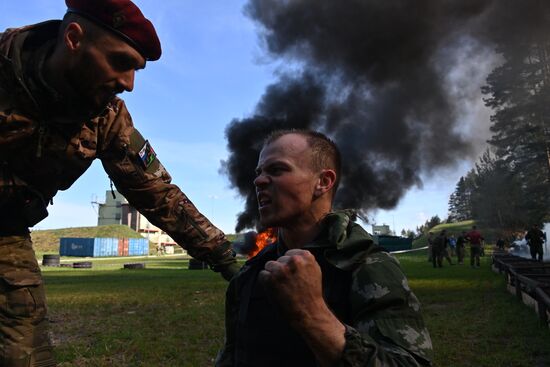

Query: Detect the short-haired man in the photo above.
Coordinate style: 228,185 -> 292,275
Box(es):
0,1 -> 238,365
216,130 -> 432,366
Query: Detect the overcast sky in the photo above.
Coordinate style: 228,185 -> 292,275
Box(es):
3,1 -> 492,235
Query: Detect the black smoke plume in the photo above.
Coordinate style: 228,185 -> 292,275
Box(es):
221,0 -> 550,232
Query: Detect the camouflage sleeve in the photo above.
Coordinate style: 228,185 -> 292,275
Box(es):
338,252 -> 433,367
97,100 -> 237,274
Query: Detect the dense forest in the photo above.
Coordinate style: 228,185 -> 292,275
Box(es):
448,18 -> 550,230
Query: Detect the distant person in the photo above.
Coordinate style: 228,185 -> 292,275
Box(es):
448,234 -> 457,256
156,243 -> 165,256
0,1 -> 238,365
216,130 -> 433,366
525,225 -> 545,262
427,232 -> 434,262
496,237 -> 505,251
456,231 -> 467,264
432,230 -> 448,268
466,225 -> 484,268
442,233 -> 454,266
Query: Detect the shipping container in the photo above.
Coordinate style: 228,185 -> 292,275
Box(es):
60,238 -> 95,257
374,235 -> 413,252
94,238 -> 118,257
128,238 -> 149,256
60,237 -> 139,257
118,238 -> 129,256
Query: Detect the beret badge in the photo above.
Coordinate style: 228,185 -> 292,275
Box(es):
112,11 -> 126,28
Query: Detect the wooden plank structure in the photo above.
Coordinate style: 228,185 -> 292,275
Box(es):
492,251 -> 550,330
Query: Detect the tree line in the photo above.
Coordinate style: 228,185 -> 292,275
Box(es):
448,19 -> 550,231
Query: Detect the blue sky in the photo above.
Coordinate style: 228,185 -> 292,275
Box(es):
4,1 -> 492,235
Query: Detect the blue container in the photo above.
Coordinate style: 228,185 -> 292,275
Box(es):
93,238 -> 119,257
128,238 -> 149,256
60,238 -> 94,257
60,237 -> 123,257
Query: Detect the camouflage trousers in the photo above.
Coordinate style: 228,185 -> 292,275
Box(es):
0,235 -> 56,366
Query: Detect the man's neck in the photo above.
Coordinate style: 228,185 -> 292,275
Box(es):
279,226 -> 320,250
279,208 -> 331,250
43,48 -> 67,98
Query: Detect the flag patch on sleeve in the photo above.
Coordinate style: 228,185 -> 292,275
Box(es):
138,140 -> 157,169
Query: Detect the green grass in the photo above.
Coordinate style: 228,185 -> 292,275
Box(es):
399,249 -> 550,367
41,249 -> 550,367
43,262 -> 232,367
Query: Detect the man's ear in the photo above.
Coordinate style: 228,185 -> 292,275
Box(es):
314,169 -> 337,197
64,22 -> 85,52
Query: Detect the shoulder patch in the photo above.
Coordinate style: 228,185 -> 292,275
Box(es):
138,140 -> 157,169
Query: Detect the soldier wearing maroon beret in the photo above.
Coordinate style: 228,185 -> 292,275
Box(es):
0,1 -> 239,365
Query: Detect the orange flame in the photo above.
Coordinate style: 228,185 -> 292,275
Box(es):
248,228 -> 277,258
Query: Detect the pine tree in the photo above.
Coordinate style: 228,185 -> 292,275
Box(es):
468,150 -> 527,229
448,176 -> 473,222
481,7 -> 550,224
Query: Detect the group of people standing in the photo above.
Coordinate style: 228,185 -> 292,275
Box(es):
427,226 -> 485,268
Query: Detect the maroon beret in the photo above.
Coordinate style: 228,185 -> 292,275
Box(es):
65,0 -> 161,61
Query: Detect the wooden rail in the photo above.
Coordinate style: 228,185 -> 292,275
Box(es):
493,255 -> 550,329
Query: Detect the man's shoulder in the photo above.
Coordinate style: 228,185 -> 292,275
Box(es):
346,250 -> 406,290
1,21 -> 61,56
360,250 -> 401,272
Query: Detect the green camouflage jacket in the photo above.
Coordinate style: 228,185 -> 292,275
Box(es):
0,21 -> 235,271
217,210 -> 433,366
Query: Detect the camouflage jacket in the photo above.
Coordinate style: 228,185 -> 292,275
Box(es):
216,211 -> 433,366
0,21 -> 234,268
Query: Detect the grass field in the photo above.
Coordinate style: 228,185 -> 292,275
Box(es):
40,248 -> 550,367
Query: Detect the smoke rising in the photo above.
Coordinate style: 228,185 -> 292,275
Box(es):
221,0 -> 550,232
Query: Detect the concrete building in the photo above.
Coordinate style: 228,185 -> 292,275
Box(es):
372,224 -> 392,236
97,190 -> 179,253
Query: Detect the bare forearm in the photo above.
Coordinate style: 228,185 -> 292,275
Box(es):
291,300 -> 346,367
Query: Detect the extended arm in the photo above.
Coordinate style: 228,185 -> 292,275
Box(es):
98,100 -> 238,279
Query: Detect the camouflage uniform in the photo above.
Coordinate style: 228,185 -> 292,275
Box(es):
0,236 -> 51,367
216,211 -> 433,366
0,21 -> 237,366
432,234 -> 446,268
